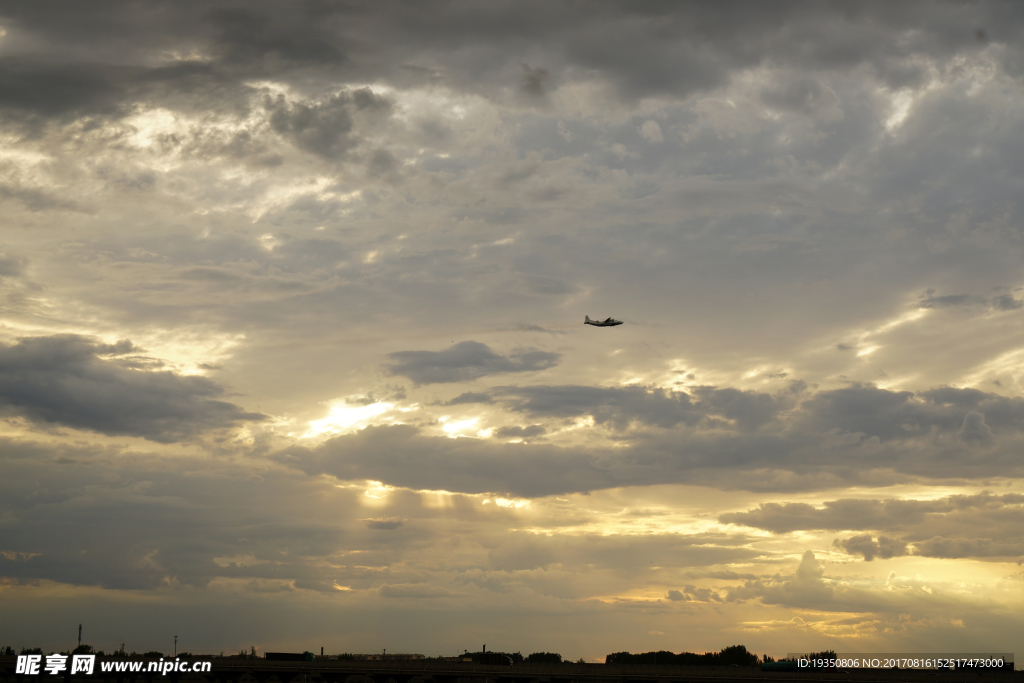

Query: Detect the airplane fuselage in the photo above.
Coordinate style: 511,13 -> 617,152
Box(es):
585,316 -> 623,327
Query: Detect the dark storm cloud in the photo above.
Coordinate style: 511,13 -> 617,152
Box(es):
387,341 -> 560,385
205,6 -> 348,69
665,584 -> 722,603
0,441 -> 370,590
958,411 -> 994,445
838,535 -> 1024,561
274,380 -> 1024,498
0,56 -> 246,132
275,424 -> 617,497
363,518 -> 404,530
917,292 -> 979,308
389,0 -> 1021,99
265,88 -> 390,160
800,383 -> 1024,441
833,534 -> 909,561
0,57 -> 128,119
728,492 -> 1024,562
279,422 -> 815,498
496,384 -> 788,431
800,383 -> 921,440
520,63 -> 549,100
0,335 -> 264,442
721,499 -> 944,533
494,424 -> 546,439
912,536 -> 1024,559
497,385 -> 701,430
991,293 -> 1024,311
0,3 -> 350,124
720,492 -> 1024,534
0,252 -> 27,277
2,0 -> 1019,128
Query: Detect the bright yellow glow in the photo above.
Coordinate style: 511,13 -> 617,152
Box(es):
125,107 -> 186,151
8,323 -> 235,379
876,307 -> 927,332
1,326 -> 249,378
743,366 -> 768,379
129,328 -> 246,376
0,139 -> 49,165
874,372 -> 920,390
303,399 -> 397,438
388,86 -> 484,126
816,308 -> 930,356
233,426 -> 256,449
441,417 -> 480,438
363,481 -> 394,500
962,347 -> 1024,389
884,89 -> 915,132
490,497 -> 531,509
247,176 -> 360,222
421,490 -> 456,509
883,77 -> 942,133
563,416 -> 595,431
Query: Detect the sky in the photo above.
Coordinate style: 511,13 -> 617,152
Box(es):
2,0 -> 1024,662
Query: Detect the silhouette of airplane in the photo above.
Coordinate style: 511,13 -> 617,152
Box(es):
585,315 -> 623,327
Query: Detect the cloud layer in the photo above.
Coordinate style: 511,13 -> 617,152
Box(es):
388,341 -> 560,384
0,335 -> 263,442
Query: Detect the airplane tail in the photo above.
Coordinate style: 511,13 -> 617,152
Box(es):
585,315 -> 591,323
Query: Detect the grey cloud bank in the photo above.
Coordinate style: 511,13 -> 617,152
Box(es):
387,341 -> 560,384
0,335 -> 264,442
275,382 -> 1024,498
725,492 -> 1024,562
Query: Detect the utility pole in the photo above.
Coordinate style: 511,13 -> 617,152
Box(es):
78,624 -> 82,649
174,635 -> 178,657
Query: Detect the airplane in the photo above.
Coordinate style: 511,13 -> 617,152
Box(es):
585,315 -> 623,327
